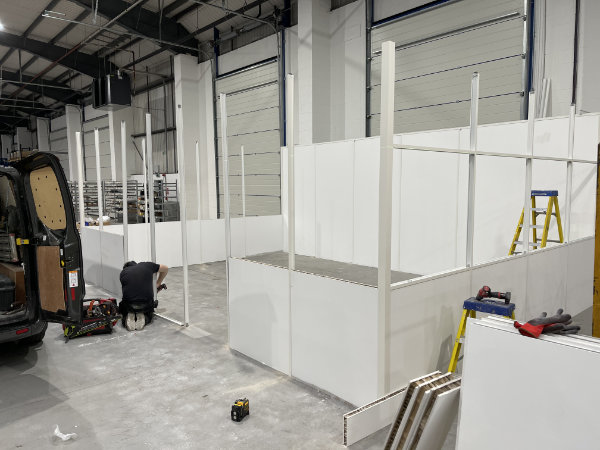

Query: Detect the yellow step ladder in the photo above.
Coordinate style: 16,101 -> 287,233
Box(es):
448,298 -> 515,373
509,190 -> 564,256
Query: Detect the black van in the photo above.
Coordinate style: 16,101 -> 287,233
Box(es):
0,153 -> 84,344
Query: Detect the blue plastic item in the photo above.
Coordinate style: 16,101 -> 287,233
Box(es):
531,190 -> 558,197
463,297 -> 516,317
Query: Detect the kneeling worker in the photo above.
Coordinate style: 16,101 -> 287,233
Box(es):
120,261 -> 168,331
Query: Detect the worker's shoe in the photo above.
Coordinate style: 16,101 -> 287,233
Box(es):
125,313 -> 136,332
134,313 -> 146,331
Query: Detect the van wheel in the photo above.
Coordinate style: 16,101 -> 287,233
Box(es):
21,322 -> 48,345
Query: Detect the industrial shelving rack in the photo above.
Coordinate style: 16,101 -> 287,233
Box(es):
69,179 -> 179,224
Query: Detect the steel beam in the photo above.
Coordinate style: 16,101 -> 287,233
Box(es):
0,31 -> 117,78
67,0 -> 198,55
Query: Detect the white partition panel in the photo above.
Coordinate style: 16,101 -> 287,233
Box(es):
291,272 -> 379,406
244,215 -> 283,256
573,114 -> 600,161
525,244 -> 569,319
389,272 -> 470,390
565,238 -> 595,315
100,231 -> 124,296
229,258 -> 290,375
473,155 -> 525,265
353,137 -> 380,268
570,163 -> 596,240
281,114 -> 598,274
294,145 -> 317,257
457,320 -> 600,450
315,140 -> 355,263
81,227 -> 101,286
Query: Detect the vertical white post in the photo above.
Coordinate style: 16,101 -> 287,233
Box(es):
466,72 -> 480,267
146,114 -> 156,264
286,74 -> 295,271
565,104 -> 576,242
195,141 -> 202,220
142,139 -> 148,224
241,145 -> 246,218
75,131 -> 85,229
108,111 -> 117,181
94,128 -> 103,231
145,114 -> 157,305
219,93 -> 231,343
195,140 -> 203,262
121,120 -> 128,262
176,105 -> 190,326
241,144 -> 247,256
523,92 -> 536,254
378,41 -> 395,396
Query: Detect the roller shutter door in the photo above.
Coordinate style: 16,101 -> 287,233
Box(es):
82,114 -> 111,181
369,0 -> 526,135
216,61 -> 281,217
49,127 -> 69,176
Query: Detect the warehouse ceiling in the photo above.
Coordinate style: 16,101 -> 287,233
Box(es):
0,0 -> 289,131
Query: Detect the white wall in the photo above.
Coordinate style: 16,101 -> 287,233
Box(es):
282,115 -> 599,276
293,0 -> 366,144
173,55 -> 217,220
577,0 -> 600,114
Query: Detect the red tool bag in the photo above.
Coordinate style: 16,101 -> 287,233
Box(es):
62,298 -> 121,341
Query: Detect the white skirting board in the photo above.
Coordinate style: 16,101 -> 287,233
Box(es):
457,318 -> 600,449
343,387 -> 406,447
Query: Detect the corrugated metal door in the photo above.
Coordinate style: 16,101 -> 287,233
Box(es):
369,0 -> 526,135
216,61 -> 281,217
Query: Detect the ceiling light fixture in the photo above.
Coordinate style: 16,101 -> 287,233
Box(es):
0,21 -> 4,31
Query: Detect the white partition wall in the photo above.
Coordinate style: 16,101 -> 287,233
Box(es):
291,272 -> 379,406
227,236 -> 594,406
229,258 -> 290,375
282,114 -> 599,275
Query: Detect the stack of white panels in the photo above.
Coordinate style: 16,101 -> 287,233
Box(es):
384,371 -> 461,450
457,317 -> 600,449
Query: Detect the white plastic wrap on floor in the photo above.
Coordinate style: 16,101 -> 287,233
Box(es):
457,318 -> 600,449
229,237 -> 594,407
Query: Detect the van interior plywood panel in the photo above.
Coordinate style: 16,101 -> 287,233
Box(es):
0,263 -> 25,306
37,246 -> 64,313
29,166 -> 66,230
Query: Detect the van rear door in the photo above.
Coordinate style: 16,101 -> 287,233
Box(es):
15,153 -> 84,324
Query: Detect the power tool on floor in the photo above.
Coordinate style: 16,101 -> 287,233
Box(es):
476,285 -> 511,304
231,398 -> 249,422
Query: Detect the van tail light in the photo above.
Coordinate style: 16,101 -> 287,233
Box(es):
16,328 -> 29,335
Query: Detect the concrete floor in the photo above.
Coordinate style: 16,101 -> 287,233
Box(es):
0,253 -> 511,449
0,261 -> 361,449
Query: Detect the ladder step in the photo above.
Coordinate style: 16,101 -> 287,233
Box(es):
531,225 -> 545,229
515,241 -> 540,247
546,239 -> 562,243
